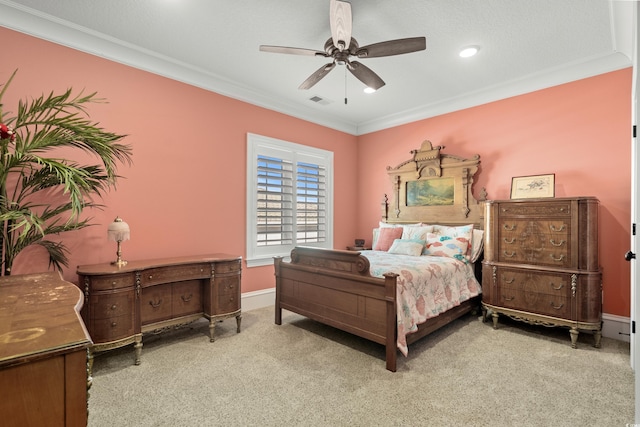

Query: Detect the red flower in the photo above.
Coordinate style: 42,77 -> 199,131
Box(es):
0,123 -> 15,141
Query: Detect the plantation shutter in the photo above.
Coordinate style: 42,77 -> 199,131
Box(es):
296,161 -> 326,244
247,133 -> 333,267
257,155 -> 293,246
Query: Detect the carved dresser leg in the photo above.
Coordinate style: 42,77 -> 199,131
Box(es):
593,329 -> 602,348
236,314 -> 242,333
491,312 -> 499,329
569,327 -> 579,348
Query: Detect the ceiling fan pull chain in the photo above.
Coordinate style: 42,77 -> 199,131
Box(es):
344,67 -> 348,105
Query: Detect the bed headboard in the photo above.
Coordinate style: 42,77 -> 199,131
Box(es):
381,140 -> 486,229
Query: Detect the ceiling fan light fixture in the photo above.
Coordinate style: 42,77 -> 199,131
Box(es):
459,45 -> 480,58
364,87 -> 376,94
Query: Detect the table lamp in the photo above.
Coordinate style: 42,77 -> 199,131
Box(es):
107,216 -> 130,267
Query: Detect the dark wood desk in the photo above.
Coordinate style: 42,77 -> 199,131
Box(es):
0,271 -> 91,427
77,254 -> 242,365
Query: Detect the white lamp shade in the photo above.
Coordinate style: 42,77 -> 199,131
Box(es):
107,217 -> 130,242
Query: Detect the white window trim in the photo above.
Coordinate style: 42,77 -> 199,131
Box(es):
246,133 -> 334,267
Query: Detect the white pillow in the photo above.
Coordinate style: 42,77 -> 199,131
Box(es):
470,229 -> 485,263
387,239 -> 425,256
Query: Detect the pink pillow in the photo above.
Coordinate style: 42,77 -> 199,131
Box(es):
373,227 -> 403,251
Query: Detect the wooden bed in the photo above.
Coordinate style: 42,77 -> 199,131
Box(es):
274,141 -> 486,371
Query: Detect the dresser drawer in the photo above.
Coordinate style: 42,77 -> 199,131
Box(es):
499,219 -> 572,267
172,280 -> 203,317
496,268 -> 572,318
90,291 -> 134,320
141,263 -> 210,287
91,313 -> 135,343
86,273 -> 135,291
498,201 -> 572,217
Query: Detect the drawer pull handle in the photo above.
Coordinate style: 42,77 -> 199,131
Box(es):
228,296 -> 234,302
111,322 -> 117,327
549,224 -> 566,232
503,237 -> 515,244
504,296 -> 515,301
503,224 -> 516,231
181,294 -> 193,302
111,304 -> 117,310
112,281 -> 117,286
503,277 -> 515,284
550,302 -> 564,310
503,251 -> 516,258
550,239 -> 565,246
148,275 -> 153,280
550,254 -> 565,262
149,298 -> 163,308
551,282 -> 564,290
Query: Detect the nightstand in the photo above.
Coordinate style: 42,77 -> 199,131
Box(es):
346,246 -> 371,251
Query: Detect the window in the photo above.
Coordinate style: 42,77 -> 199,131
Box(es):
246,133 -> 333,267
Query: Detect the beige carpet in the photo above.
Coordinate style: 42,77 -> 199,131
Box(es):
88,306 -> 633,427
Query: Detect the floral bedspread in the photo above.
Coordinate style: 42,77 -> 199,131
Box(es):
363,250 -> 481,356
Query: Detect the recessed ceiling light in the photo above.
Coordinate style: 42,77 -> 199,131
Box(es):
364,87 -> 376,94
459,46 -> 479,58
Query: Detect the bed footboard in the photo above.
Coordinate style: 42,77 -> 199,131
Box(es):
274,247 -> 400,371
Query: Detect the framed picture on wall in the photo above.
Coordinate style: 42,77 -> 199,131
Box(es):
510,174 -> 555,199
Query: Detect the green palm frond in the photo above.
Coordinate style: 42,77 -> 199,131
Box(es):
0,69 -> 132,275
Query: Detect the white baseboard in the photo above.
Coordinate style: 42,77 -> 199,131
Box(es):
602,313 -> 631,343
241,288 -> 275,312
241,289 -> 631,343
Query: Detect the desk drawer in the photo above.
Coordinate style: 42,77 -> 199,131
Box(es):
141,263 -> 210,287
90,291 -> 134,320
86,273 -> 135,291
214,260 -> 241,274
172,280 -> 203,317
140,285 -> 172,324
91,313 -> 134,343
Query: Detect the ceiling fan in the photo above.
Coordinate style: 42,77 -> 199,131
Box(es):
259,0 -> 426,91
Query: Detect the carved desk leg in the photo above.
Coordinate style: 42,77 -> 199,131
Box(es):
236,313 -> 242,333
209,319 -> 216,342
134,336 -> 143,365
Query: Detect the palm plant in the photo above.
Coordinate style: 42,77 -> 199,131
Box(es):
0,70 -> 132,276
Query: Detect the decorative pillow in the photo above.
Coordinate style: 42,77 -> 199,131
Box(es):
431,224 -> 474,260
387,239 -> 425,256
470,229 -> 485,263
372,226 -> 403,251
374,222 -> 422,248
424,233 -> 470,263
401,225 -> 434,241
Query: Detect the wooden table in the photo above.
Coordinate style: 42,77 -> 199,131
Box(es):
0,271 -> 91,427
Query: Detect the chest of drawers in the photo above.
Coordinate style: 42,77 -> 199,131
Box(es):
481,197 -> 602,347
77,254 -> 241,365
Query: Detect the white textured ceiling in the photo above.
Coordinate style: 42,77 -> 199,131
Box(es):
0,0 -> 634,135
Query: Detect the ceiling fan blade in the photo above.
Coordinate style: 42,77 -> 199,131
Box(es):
347,61 -> 385,90
356,37 -> 426,58
260,45 -> 327,57
298,62 -> 337,90
330,0 -> 352,51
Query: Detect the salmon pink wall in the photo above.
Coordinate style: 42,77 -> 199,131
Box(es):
1,27 -> 358,293
1,27 -> 633,318
357,68 -> 633,317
